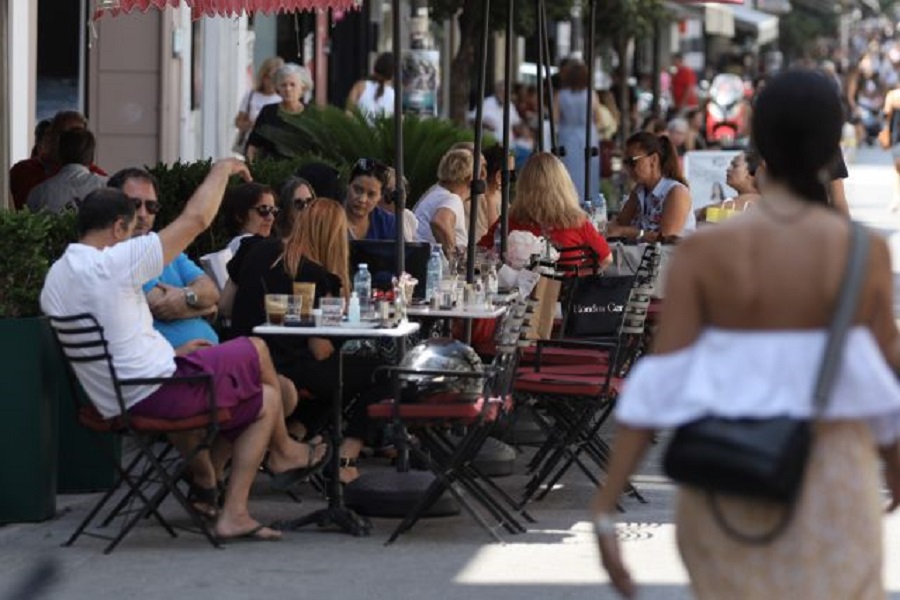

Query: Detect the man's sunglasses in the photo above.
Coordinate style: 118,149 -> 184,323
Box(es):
132,198 -> 161,214
253,205 -> 280,217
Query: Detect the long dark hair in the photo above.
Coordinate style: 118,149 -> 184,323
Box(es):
371,53 -> 394,101
221,182 -> 276,237
625,131 -> 688,187
752,70 -> 842,206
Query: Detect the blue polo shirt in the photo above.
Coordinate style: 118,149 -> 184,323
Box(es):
365,207 -> 398,241
142,253 -> 219,348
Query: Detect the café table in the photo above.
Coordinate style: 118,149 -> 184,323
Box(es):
253,319 -> 421,537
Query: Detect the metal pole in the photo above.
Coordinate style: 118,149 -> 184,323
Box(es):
393,0 -> 405,279
651,20 -> 661,119
583,0 -> 597,204
540,0 -> 559,156
500,0 -> 514,261
467,0 -> 490,285
535,0 -> 545,153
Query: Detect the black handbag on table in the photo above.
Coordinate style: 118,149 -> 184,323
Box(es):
662,222 -> 869,544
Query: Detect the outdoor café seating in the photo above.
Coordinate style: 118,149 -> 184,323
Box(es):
49,313 -> 226,554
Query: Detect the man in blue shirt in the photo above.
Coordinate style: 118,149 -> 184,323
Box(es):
344,158 -> 397,241
108,168 -> 220,348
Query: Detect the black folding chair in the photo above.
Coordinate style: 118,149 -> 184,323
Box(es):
367,295 -> 535,544
513,245 -> 660,506
49,313 -> 229,553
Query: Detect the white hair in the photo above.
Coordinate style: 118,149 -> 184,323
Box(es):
275,63 -> 314,92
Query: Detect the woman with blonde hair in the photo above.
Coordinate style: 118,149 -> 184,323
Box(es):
414,148 -> 475,257
233,57 -> 284,155
231,199 -> 372,482
478,152 -> 612,269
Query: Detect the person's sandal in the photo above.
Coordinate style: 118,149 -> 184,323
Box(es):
339,457 -> 359,485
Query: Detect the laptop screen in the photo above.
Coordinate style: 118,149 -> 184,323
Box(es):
349,240 -> 432,299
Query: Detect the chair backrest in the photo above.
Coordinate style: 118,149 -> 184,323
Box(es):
48,313 -> 130,422
486,293 -> 535,398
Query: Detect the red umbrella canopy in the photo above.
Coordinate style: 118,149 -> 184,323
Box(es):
94,0 -> 360,20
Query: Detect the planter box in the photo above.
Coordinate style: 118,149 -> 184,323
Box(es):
0,317 -> 57,523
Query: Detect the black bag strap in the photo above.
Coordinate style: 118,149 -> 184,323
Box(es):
812,221 -> 869,414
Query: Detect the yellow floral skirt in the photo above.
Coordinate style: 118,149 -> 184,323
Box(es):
676,421 -> 884,600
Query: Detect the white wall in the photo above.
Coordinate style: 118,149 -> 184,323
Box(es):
8,0 -> 36,164
199,16 -> 249,160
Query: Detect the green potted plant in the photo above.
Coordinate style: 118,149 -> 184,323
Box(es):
0,210 -> 66,521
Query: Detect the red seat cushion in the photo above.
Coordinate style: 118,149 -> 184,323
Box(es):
78,404 -> 233,433
514,370 -> 623,398
367,396 -> 508,424
519,345 -> 611,366
517,363 -> 613,378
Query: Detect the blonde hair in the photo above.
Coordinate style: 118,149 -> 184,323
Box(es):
437,148 -> 474,186
255,57 -> 285,92
283,199 -> 350,299
510,152 -> 586,229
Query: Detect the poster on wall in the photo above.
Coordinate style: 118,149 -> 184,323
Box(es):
401,50 -> 440,117
683,150 -> 741,209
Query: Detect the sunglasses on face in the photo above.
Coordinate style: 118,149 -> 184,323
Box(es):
622,154 -> 649,169
253,205 -> 280,217
132,198 -> 161,214
293,196 -> 315,210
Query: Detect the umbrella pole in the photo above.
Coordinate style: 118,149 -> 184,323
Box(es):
583,0 -> 597,204
535,0 -> 545,153
540,0 -> 559,156
392,0 -> 405,281
467,0 -> 490,286
499,0 -> 514,262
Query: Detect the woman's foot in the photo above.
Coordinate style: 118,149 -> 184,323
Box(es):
339,457 -> 360,484
214,516 -> 281,542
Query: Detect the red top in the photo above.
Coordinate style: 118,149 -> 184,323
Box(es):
10,158 -> 108,211
478,218 -> 612,265
671,65 -> 698,110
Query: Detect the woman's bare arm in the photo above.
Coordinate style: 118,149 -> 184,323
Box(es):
658,186 -> 693,238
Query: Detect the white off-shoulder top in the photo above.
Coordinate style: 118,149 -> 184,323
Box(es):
616,327 -> 900,444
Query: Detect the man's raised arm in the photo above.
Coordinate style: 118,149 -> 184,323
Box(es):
158,159 -> 252,265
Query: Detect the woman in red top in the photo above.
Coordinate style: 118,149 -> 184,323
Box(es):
479,152 -> 612,270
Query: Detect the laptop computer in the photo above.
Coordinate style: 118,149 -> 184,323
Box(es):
349,240 -> 432,300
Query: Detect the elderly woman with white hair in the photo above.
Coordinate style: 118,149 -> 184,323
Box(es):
246,63 -> 314,162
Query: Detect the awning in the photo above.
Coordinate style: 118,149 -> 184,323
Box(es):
93,0 -> 360,20
731,4 -> 779,45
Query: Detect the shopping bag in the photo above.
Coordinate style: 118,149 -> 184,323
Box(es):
526,276 -> 561,340
563,274 -> 635,338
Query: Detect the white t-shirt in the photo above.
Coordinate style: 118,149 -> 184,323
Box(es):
40,234 -> 177,417
414,185 -> 468,247
240,90 -> 282,122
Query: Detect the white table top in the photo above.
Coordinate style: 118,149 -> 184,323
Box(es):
406,305 -> 507,319
253,320 -> 420,338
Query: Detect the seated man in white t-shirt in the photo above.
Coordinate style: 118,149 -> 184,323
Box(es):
41,159 -> 327,542
413,148 -> 474,258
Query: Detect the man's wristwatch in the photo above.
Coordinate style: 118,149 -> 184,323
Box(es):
183,287 -> 200,308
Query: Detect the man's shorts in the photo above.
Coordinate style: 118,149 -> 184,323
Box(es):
129,337 -> 263,442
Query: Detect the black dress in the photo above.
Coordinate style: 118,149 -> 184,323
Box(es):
230,239 -> 381,439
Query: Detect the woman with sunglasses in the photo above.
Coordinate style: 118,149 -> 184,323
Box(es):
344,158 -> 397,241
275,176 -> 316,238
606,132 -> 695,242
221,182 -> 280,255
230,200 -> 379,483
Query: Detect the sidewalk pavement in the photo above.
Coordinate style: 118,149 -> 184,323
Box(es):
4,426 -> 900,600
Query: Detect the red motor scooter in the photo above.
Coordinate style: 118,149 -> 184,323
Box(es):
705,74 -> 748,146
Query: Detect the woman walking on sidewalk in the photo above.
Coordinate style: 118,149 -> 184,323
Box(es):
592,70 -> 900,599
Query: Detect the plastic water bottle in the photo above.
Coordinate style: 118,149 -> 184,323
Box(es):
353,263 -> 372,317
347,292 -> 361,323
425,247 -> 443,301
594,192 -> 608,235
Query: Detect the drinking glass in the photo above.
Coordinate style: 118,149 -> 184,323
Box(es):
319,297 -> 345,326
264,294 -> 288,325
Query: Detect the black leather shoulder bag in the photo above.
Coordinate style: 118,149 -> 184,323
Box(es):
662,221 -> 869,544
